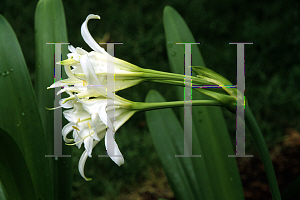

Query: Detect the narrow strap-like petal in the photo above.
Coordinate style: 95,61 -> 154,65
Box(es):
47,81 -> 63,89
84,136 -> 94,157
98,104 -> 114,130
62,123 -> 75,143
81,14 -> 108,54
68,45 -> 76,53
59,98 -> 74,108
78,140 -> 100,181
104,129 -> 124,166
79,54 -> 101,86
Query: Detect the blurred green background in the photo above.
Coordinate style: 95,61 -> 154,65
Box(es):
1,0 -> 299,199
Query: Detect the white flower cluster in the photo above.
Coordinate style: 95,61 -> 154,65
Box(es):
49,14 -> 138,181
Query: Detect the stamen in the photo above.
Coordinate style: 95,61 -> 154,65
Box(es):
83,80 -> 88,86
65,130 -> 95,146
87,122 -> 91,129
46,106 -> 62,110
76,118 -> 91,125
72,126 -> 80,131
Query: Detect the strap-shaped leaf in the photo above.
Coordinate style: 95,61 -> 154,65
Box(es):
146,90 -> 210,200
0,15 -> 53,200
35,0 -> 68,150
35,0 -> 72,199
163,6 -> 244,199
0,181 -> 8,200
0,128 -> 35,200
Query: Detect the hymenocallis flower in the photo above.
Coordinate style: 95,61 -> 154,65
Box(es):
52,14 -> 145,94
51,14 -> 213,96
61,92 -> 136,181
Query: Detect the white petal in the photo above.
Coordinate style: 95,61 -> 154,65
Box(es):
59,99 -> 73,108
47,81 -> 64,89
80,98 -> 105,115
81,14 -> 108,54
64,65 -> 77,79
91,132 -> 100,141
68,45 -> 76,53
104,129 -> 124,166
114,110 -> 136,131
62,123 -> 74,143
91,113 -> 106,134
80,54 -> 99,85
98,104 -> 114,130
76,47 -> 88,55
84,136 -> 94,157
80,54 -> 107,98
78,140 -> 99,181
63,110 -> 74,122
73,130 -> 82,148
78,150 -> 90,181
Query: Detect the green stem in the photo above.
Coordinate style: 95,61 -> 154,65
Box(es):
245,103 -> 281,200
131,100 -> 222,111
142,68 -> 212,86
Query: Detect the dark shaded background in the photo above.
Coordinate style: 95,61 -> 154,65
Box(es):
1,0 -> 299,199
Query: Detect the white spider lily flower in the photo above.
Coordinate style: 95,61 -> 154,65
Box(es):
61,93 -> 136,181
56,14 -> 144,93
76,94 -> 136,164
61,99 -> 102,157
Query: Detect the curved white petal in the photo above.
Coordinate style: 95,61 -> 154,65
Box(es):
80,98 -> 105,115
76,47 -> 88,55
78,150 -> 90,181
63,110 -> 74,122
84,136 -> 94,157
64,65 -> 77,80
68,45 -> 76,53
81,14 -> 108,54
91,113 -> 106,135
78,140 -> 99,181
47,81 -> 63,89
59,98 -> 74,108
114,110 -> 136,131
98,104 -> 114,130
80,54 -> 101,86
62,123 -> 75,143
79,55 -> 108,97
104,129 -> 124,166
73,130 -> 81,148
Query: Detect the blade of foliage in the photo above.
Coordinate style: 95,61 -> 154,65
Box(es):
0,128 -> 35,200
35,0 -> 72,199
281,175 -> 300,200
0,181 -> 7,200
163,6 -> 244,200
146,90 -> 212,200
0,15 -> 53,200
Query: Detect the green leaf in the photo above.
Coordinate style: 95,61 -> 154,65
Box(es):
163,6 -> 244,200
0,15 -> 53,200
282,175 -> 300,200
146,90 -> 206,200
0,181 -> 7,200
35,0 -> 68,151
0,128 -> 35,200
35,0 -> 72,199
